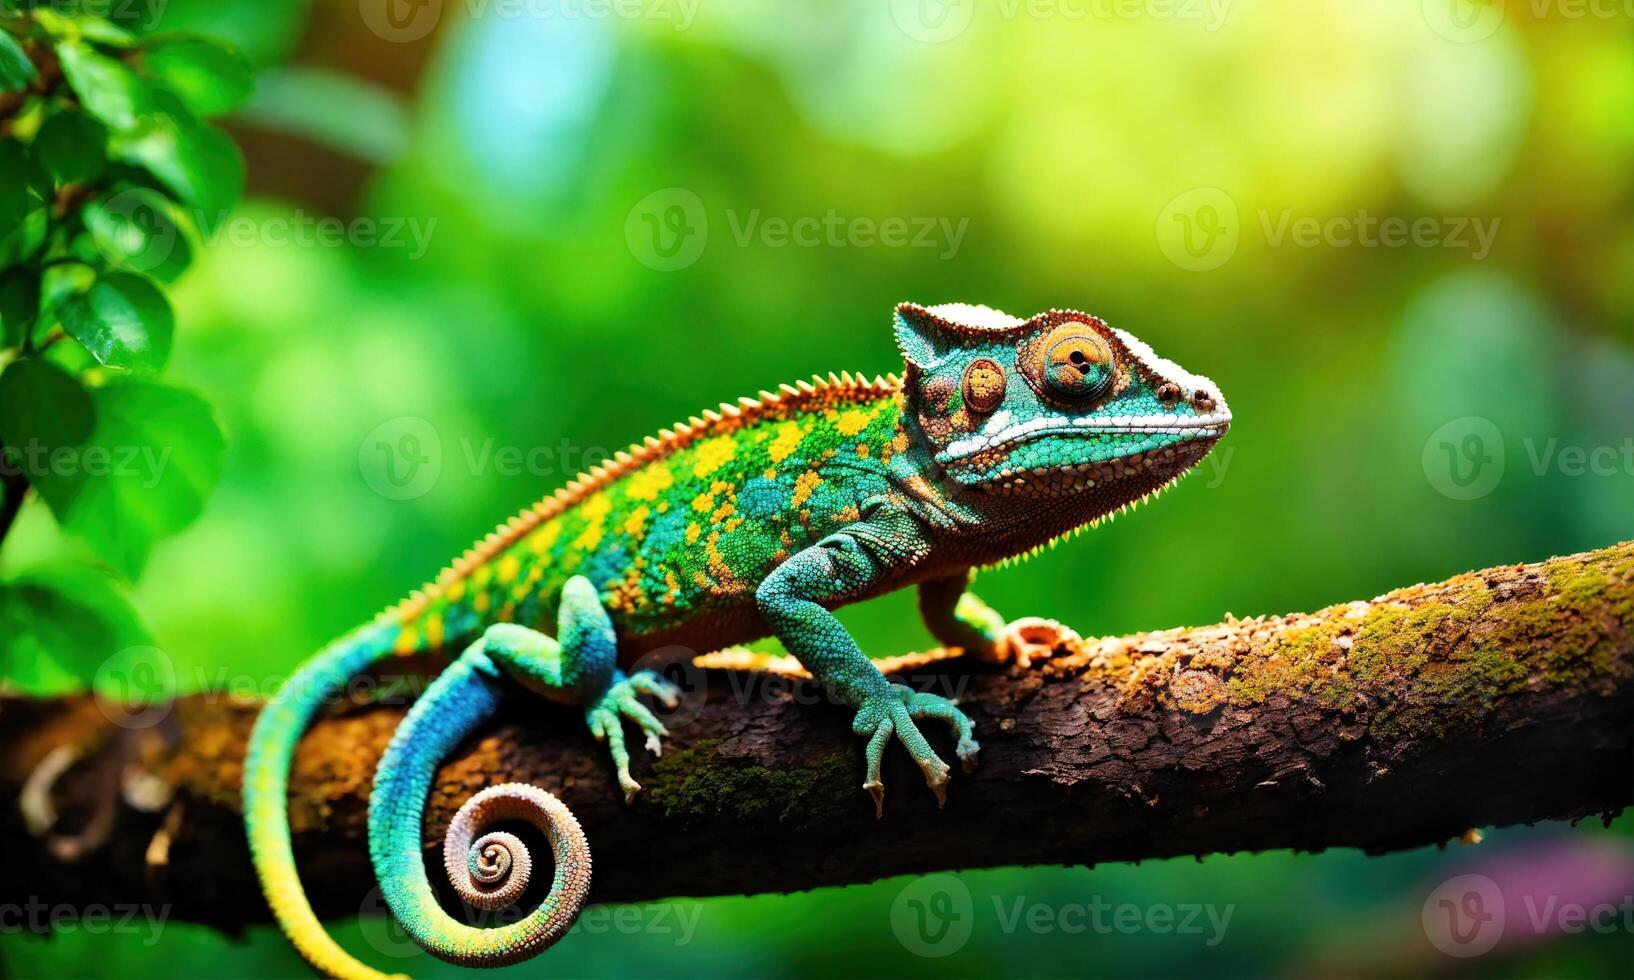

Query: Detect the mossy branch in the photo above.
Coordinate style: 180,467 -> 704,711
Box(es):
0,543 -> 1629,931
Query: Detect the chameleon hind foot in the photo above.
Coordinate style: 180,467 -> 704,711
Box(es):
995,616 -> 1081,669
586,670 -> 682,803
855,684 -> 978,818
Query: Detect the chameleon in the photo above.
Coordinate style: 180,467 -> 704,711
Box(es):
244,302 -> 1230,978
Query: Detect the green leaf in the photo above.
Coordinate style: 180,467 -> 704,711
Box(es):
0,27 -> 36,94
0,269 -> 40,347
84,186 -> 191,282
57,271 -> 174,371
0,357 -> 95,471
0,562 -> 152,696
142,38 -> 252,118
56,39 -> 153,131
31,377 -> 225,578
113,91 -> 242,223
32,109 -> 108,186
0,139 -> 48,271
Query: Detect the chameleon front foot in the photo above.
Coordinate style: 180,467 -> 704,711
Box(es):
855,684 -> 979,818
585,670 -> 681,803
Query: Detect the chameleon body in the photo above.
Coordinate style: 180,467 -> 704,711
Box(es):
245,303 -> 1231,979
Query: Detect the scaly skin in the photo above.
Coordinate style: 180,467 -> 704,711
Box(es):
245,302 -> 1231,978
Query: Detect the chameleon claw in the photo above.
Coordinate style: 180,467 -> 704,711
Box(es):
920,756 -> 950,808
864,780 -> 885,819
585,672 -> 675,804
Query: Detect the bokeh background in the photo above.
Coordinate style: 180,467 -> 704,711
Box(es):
4,0 -> 1632,976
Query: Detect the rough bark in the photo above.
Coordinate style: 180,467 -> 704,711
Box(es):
1,543 -> 1629,932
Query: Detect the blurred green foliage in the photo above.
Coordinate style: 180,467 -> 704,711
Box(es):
1,1 -> 248,689
3,0 -> 1632,977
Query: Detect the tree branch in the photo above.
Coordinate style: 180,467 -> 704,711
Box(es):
1,543 -> 1629,932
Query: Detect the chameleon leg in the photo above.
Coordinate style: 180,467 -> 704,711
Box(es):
757,508 -> 976,816
369,576 -> 677,968
919,570 -> 1080,669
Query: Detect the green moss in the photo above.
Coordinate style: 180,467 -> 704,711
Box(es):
644,738 -> 856,827
1215,550 -> 1632,742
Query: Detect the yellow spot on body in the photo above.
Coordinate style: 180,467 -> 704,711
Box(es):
836,407 -> 873,436
497,554 -> 521,584
763,467 -> 777,480
686,522 -> 701,545
692,435 -> 737,477
445,579 -> 466,602
856,444 -> 870,458
692,480 -> 731,513
626,462 -> 673,501
474,592 -> 490,613
394,625 -> 418,653
624,505 -> 650,537
792,470 -> 822,508
711,502 -> 734,523
471,564 -> 493,589
574,493 -> 612,550
657,501 -> 669,513
768,421 -> 807,463
529,520 -> 562,555
424,614 -> 444,648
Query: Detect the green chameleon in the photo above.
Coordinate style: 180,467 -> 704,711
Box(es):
244,302 -> 1230,978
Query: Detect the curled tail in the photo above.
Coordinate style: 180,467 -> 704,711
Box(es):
368,647 -> 590,966
245,624 -> 592,979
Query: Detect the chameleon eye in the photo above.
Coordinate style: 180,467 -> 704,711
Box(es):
961,358 -> 1006,414
1040,327 -> 1115,404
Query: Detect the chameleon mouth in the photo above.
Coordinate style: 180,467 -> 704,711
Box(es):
934,410 -> 1232,468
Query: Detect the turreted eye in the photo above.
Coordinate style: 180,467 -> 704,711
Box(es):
962,358 -> 1006,414
1040,326 -> 1115,404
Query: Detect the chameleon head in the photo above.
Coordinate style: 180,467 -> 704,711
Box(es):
895,302 -> 1230,505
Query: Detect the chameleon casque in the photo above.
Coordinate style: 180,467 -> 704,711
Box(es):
244,302 -> 1231,978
